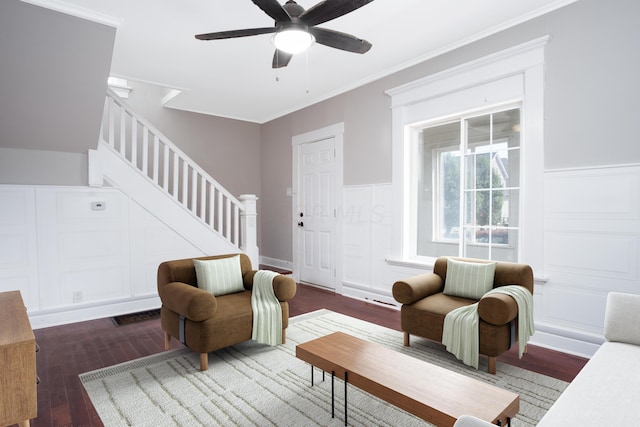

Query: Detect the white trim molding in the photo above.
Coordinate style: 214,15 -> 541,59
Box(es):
20,0 -> 123,27
291,123 -> 344,292
386,36 -> 549,275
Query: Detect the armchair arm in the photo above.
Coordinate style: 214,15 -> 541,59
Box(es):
392,273 -> 443,305
158,281 -> 217,321
478,293 -> 518,326
272,275 -> 297,301
243,271 -> 297,302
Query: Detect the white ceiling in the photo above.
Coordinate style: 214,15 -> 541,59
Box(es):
26,0 -> 576,123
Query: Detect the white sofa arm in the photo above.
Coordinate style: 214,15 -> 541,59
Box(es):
453,415 -> 497,427
604,291 -> 640,345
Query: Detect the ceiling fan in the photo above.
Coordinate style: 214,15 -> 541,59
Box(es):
195,0 -> 374,68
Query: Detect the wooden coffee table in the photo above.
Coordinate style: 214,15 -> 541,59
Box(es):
296,332 -> 519,427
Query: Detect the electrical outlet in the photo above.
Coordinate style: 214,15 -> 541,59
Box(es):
72,291 -> 83,303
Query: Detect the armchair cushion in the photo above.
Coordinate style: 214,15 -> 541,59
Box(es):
194,255 -> 244,296
443,258 -> 496,300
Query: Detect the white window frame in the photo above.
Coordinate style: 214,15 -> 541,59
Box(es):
386,36 -> 548,271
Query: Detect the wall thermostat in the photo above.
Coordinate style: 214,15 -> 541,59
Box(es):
91,201 -> 106,210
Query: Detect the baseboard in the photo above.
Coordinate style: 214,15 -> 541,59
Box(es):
529,321 -> 603,358
341,282 -> 400,309
259,256 -> 293,274
29,295 -> 161,329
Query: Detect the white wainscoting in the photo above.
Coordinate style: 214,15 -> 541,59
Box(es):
35,187 -> 131,310
535,165 -> 640,356
0,187 -> 39,309
342,184 -> 428,306
339,168 -> 640,358
0,185 -> 205,328
128,200 -> 204,297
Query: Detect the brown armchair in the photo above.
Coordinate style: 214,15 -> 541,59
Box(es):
392,256 -> 533,374
157,253 -> 297,371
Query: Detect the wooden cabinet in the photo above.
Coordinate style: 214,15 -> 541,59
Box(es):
0,291 -> 37,427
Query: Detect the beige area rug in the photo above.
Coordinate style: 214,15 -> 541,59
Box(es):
80,310 -> 567,426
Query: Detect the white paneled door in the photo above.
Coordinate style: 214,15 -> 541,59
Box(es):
297,137 -> 336,289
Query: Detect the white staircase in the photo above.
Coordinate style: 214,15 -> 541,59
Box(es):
89,89 -> 258,264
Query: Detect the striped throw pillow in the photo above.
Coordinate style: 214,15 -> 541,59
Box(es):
194,256 -> 245,296
443,258 -> 496,300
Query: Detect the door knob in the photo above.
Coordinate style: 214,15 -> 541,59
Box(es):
297,221 -> 304,227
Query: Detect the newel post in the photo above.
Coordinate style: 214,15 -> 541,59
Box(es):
239,194 -> 259,267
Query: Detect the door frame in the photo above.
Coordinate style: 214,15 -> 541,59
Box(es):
292,122 -> 344,293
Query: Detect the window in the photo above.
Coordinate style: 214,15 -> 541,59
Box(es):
413,107 -> 521,261
387,37 -> 547,268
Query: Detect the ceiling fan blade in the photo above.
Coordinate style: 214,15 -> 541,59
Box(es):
309,27 -> 372,54
299,0 -> 374,27
195,27 -> 276,40
272,49 -> 293,68
252,0 -> 292,22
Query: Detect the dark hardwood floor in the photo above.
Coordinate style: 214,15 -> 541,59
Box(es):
24,284 -> 588,427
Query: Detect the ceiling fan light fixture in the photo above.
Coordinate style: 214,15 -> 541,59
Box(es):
272,28 -> 315,54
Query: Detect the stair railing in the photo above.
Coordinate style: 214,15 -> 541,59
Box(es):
99,88 -> 249,249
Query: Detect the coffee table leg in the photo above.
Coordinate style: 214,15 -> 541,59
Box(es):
310,366 -> 326,387
331,371 -> 335,418
344,371 -> 348,426
496,418 -> 511,426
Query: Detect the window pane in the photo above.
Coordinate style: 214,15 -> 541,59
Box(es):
500,189 -> 519,227
465,189 -> 491,226
493,109 -> 520,149
417,121 -> 460,255
440,151 -> 460,239
411,105 -> 521,262
463,225 -> 491,258
493,147 -> 520,187
467,115 -> 490,146
475,152 -> 491,189
490,229 -> 519,262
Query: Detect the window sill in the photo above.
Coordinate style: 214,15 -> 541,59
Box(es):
386,256 -> 549,285
385,257 -> 435,270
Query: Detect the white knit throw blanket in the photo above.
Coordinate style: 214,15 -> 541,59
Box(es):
442,285 -> 534,369
251,270 -> 282,346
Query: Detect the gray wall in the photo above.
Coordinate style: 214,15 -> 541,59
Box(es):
0,1 -> 115,158
123,81 -> 263,247
258,0 -> 640,262
2,0 -> 638,266
0,148 -> 88,186
124,82 -> 262,198
542,1 -> 640,169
